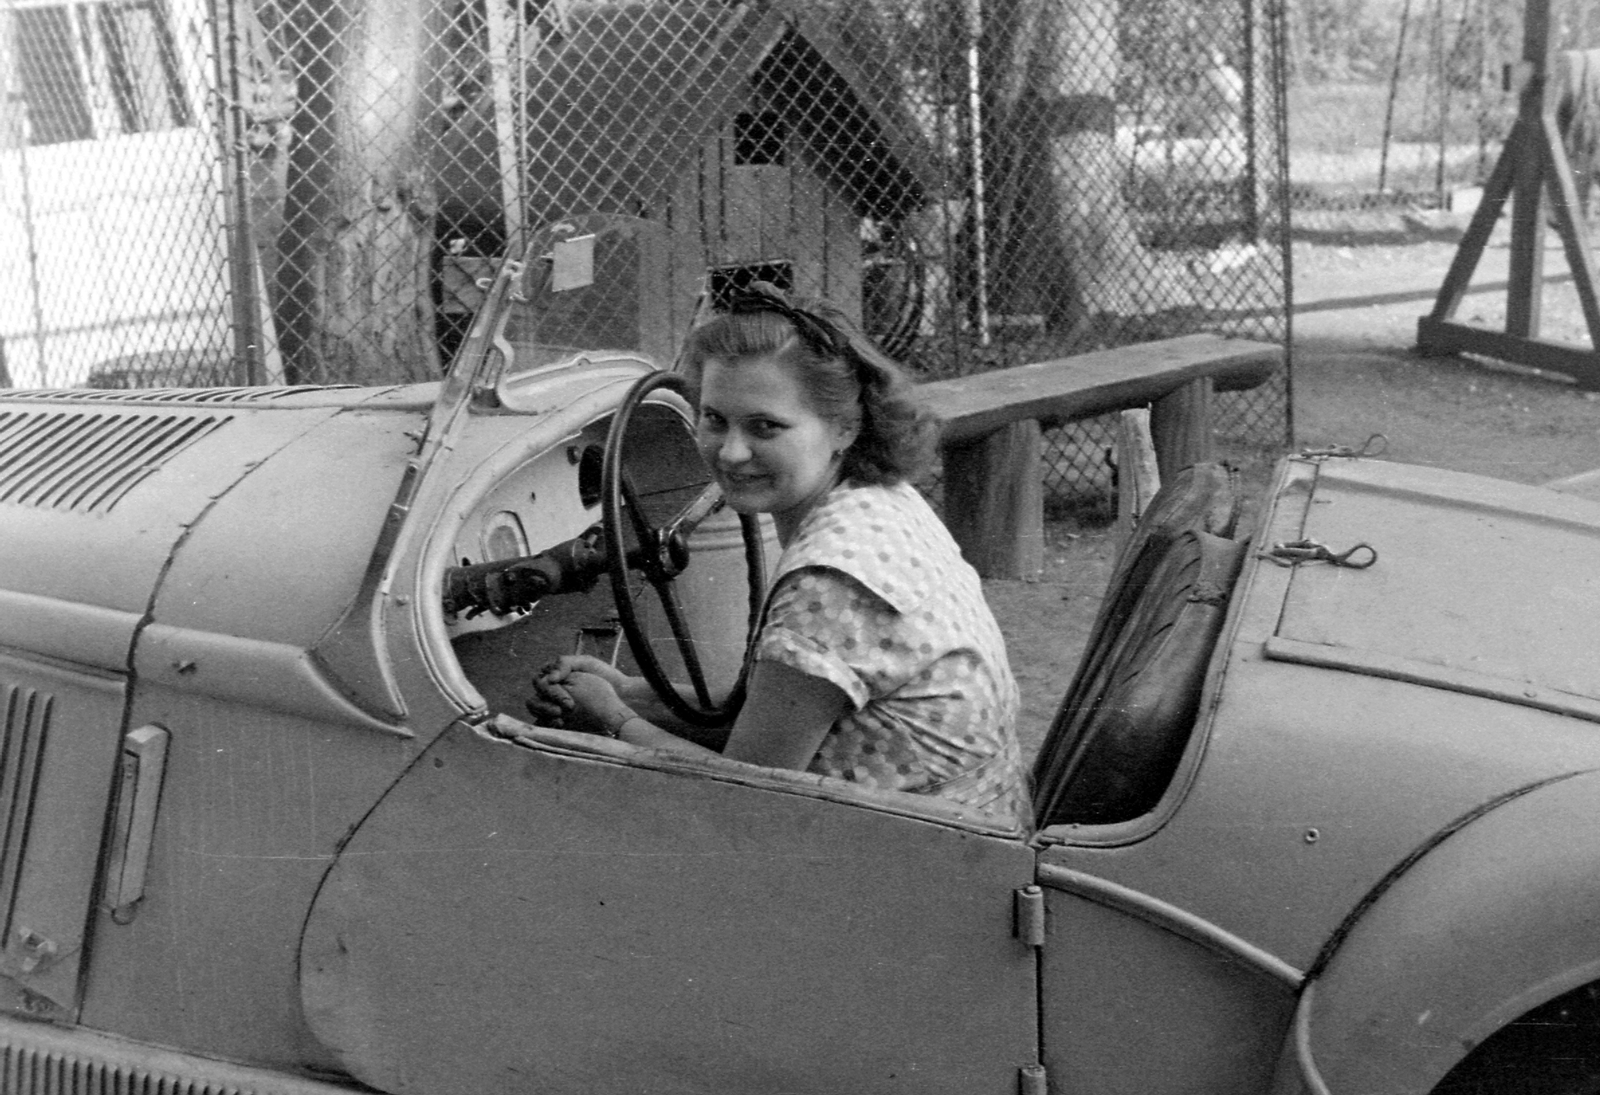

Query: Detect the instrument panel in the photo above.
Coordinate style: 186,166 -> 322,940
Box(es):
444,425 -> 607,638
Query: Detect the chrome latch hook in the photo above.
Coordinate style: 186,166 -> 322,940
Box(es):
1259,538 -> 1378,569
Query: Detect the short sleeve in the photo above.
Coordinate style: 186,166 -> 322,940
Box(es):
753,566 -> 895,711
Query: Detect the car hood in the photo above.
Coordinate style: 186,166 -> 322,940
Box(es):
0,385 -> 428,673
1267,457 -> 1600,719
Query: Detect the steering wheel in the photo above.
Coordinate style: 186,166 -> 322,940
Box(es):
602,371 -> 765,727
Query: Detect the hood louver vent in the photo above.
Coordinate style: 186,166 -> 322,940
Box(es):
0,686 -> 48,946
0,409 -> 230,514
0,386 -> 354,405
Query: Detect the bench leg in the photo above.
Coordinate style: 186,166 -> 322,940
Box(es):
1150,376 -> 1213,480
1115,408 -> 1161,550
941,421 -> 1045,581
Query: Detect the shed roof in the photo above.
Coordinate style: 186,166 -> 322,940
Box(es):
435,0 -> 937,236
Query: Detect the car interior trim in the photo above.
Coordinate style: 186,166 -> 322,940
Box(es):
1262,636 -> 1600,724
494,350 -> 669,410
412,373 -> 670,710
484,715 -> 1031,838
1035,862 -> 1305,988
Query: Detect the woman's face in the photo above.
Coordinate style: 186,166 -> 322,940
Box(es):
695,354 -> 854,539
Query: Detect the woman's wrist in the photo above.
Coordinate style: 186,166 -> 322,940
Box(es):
603,704 -> 639,739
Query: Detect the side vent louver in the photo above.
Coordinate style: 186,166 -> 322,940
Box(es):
0,410 -> 230,514
0,1018 -> 357,1094
0,1043 -> 257,1095
0,687 -> 49,945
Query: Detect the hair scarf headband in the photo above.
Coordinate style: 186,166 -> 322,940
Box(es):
725,281 -> 847,359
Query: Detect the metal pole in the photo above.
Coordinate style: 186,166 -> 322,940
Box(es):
485,0 -> 524,260
1476,0 -> 1489,174
1506,0 -> 1551,337
1433,0 -> 1449,205
1378,0 -> 1414,195
0,0 -> 44,385
17,104 -> 48,387
211,0 -> 263,383
965,0 -> 990,347
1241,0 -> 1260,240
1271,0 -> 1296,443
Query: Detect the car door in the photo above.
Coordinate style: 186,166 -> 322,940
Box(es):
1025,522 -> 1299,1095
300,718 -> 1039,1095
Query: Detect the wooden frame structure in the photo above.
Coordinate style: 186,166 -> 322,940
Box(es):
1416,0 -> 1600,389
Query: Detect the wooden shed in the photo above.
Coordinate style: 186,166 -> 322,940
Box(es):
433,0 -> 936,360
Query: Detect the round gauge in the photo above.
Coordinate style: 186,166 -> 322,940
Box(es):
483,510 -> 529,562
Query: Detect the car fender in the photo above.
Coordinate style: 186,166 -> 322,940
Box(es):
1283,767 -> 1600,1095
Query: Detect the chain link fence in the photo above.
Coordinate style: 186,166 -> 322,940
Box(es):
0,0 -> 1291,506
0,0 -> 231,387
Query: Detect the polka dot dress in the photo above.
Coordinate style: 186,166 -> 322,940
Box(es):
754,482 -> 1030,828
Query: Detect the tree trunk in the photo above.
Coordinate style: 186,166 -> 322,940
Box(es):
981,0 -> 1082,331
275,0 -> 436,385
983,0 -> 1187,331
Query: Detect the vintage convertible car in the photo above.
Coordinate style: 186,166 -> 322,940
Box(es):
2,224 -> 1599,1095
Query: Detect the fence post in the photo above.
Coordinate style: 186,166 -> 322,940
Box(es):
483,0 -> 524,259
211,0 -> 264,384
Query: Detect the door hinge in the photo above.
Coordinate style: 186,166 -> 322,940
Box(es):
1014,884 -> 1045,948
13,927 -> 58,974
1018,1063 -> 1048,1095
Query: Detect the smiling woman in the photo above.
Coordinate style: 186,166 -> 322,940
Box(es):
530,283 -> 1031,825
694,353 -> 850,544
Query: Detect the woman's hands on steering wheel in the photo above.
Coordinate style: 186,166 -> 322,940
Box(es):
528,655 -> 644,737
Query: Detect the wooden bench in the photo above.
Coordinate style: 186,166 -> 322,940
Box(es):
914,332 -> 1281,579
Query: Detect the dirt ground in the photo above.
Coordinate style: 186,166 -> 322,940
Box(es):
993,212 -> 1600,755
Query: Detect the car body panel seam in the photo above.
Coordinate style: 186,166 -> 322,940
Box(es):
1304,767 -> 1597,980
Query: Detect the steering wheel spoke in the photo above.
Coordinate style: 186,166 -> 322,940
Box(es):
664,483 -> 727,542
617,473 -> 658,553
647,580 -> 715,707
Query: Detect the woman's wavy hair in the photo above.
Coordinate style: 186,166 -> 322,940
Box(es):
678,282 -> 937,486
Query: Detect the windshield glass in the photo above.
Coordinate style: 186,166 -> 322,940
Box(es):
501,214 -> 707,372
